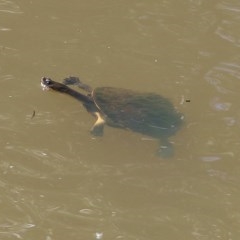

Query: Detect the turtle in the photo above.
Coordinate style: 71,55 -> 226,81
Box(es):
41,76 -> 184,157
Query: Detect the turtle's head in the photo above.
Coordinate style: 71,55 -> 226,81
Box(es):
41,77 -> 68,92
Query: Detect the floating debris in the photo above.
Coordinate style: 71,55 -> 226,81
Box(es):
31,110 -> 35,119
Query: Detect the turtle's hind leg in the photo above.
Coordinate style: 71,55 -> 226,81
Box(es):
91,112 -> 106,136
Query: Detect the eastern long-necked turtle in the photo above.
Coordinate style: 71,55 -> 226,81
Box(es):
41,76 -> 183,157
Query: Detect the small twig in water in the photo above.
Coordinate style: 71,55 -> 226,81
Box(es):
31,110 -> 35,119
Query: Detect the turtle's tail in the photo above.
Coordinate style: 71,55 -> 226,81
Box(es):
157,138 -> 174,158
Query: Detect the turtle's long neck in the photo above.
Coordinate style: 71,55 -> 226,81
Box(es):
60,85 -> 93,104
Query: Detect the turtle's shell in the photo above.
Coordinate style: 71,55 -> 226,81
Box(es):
92,87 -> 183,139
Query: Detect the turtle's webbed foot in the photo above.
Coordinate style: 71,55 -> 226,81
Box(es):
91,112 -> 105,137
63,76 -> 80,85
91,124 -> 104,137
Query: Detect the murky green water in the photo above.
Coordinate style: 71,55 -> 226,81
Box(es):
0,0 -> 240,239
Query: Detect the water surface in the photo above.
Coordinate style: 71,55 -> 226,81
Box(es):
0,0 -> 240,239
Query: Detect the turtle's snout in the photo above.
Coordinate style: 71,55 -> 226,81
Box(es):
41,77 -> 51,85
41,77 -> 52,90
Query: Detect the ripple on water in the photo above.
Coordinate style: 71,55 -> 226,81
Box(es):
205,61 -> 240,94
216,2 -> 240,47
0,0 -> 23,14
209,97 -> 232,111
205,57 -> 240,129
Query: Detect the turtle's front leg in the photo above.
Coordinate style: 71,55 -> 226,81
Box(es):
90,112 -> 105,136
